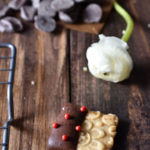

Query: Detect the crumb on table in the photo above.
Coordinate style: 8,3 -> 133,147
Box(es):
83,67 -> 88,72
122,30 -> 126,35
31,81 -> 35,85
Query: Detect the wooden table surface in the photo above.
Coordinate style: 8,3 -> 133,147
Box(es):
0,0 -> 150,149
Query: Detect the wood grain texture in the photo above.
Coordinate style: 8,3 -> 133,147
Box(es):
0,27 -> 69,150
69,0 -> 150,150
0,0 -> 150,150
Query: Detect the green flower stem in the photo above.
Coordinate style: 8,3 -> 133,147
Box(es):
113,1 -> 134,42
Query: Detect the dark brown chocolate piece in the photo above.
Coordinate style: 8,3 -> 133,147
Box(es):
21,6 -> 36,21
51,0 -> 75,11
48,103 -> 87,150
3,17 -> 23,32
58,4 -> 82,23
31,0 -> 40,8
0,6 -> 10,18
0,17 -> 23,32
83,3 -> 102,23
0,19 -> 13,32
58,11 -> 73,23
38,0 -> 56,17
8,0 -> 28,10
74,0 -> 85,2
34,16 -> 56,32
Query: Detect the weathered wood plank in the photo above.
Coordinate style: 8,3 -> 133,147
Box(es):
69,0 -> 150,150
0,27 -> 69,150
0,0 -> 150,149
126,0 -> 150,149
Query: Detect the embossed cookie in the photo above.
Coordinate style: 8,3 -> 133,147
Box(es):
77,111 -> 118,150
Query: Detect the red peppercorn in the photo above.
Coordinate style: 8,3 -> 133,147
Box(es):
64,113 -> 70,119
75,125 -> 81,131
52,122 -> 58,128
62,134 -> 68,141
80,106 -> 86,112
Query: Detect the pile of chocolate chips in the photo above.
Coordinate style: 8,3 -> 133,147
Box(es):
0,0 -> 103,33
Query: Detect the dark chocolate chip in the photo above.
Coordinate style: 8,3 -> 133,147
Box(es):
58,4 -> 82,23
38,0 -> 56,17
31,0 -> 40,8
0,6 -> 10,18
51,0 -> 74,11
0,19 -> 14,32
83,3 -> 102,23
74,0 -> 85,2
8,0 -> 28,10
34,15 -> 56,32
58,11 -> 74,23
3,17 -> 23,32
21,6 -> 36,21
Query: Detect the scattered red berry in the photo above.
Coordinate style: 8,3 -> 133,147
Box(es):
62,134 -> 68,141
75,125 -> 81,131
52,122 -> 58,128
80,106 -> 86,112
64,113 -> 70,119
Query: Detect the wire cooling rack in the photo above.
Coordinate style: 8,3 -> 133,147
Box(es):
0,43 -> 16,150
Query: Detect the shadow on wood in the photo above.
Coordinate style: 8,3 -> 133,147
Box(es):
122,62 -> 150,89
113,120 -> 130,150
11,115 -> 35,135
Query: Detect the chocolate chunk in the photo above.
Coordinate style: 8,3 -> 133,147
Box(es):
48,103 -> 87,150
0,19 -> 14,32
83,3 -> 102,23
34,16 -> 56,32
0,17 -> 23,32
58,4 -> 82,23
51,0 -> 74,11
0,6 -> 10,18
21,6 -> 36,21
31,0 -> 40,8
3,17 -> 23,32
75,0 -> 85,2
38,0 -> 56,17
8,0 -> 28,10
58,11 -> 73,23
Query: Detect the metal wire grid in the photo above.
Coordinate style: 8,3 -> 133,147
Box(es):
0,43 -> 16,150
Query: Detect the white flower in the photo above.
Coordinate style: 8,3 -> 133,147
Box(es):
86,34 -> 133,83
